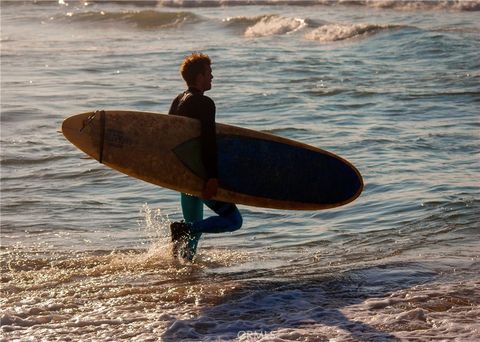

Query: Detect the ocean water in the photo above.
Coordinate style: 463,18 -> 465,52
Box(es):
1,0 -> 479,341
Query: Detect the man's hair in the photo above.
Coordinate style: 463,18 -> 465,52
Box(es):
180,52 -> 211,86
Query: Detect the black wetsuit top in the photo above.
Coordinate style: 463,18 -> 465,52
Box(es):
168,87 -> 218,179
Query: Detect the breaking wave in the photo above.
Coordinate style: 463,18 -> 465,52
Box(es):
224,15 -> 309,37
223,17 -> 405,42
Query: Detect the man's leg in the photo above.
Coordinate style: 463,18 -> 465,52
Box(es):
180,193 -> 203,260
191,199 -> 242,234
173,196 -> 242,261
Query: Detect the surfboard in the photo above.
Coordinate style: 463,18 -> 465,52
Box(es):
62,110 -> 363,210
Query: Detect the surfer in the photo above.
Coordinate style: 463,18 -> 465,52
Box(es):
168,52 -> 243,261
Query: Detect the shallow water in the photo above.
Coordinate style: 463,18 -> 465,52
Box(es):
1,1 -> 479,340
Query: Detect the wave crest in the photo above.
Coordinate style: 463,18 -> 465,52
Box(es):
158,0 -> 480,11
246,15 -> 308,37
59,10 -> 198,29
224,15 -> 308,38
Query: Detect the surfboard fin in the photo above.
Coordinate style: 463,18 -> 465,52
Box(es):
173,138 -> 207,180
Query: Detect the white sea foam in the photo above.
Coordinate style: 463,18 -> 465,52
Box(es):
361,0 -> 480,11
305,23 -> 401,42
244,15 -> 308,38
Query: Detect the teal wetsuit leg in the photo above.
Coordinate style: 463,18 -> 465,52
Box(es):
180,193 -> 203,260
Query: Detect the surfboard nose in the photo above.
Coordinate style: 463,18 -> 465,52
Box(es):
62,111 -> 104,162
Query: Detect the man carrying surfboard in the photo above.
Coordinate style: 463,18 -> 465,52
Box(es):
168,52 -> 243,261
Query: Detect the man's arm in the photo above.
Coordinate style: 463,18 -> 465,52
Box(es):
168,95 -> 180,115
198,96 -> 218,199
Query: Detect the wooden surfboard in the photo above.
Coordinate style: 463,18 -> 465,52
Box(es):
62,110 -> 363,210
